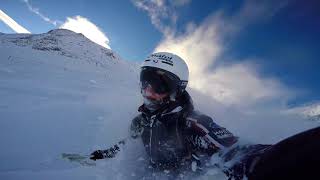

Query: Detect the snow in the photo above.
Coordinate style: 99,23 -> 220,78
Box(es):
285,103 -> 320,122
0,30 -> 318,179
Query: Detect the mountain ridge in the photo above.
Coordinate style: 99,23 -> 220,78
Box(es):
0,29 -> 119,68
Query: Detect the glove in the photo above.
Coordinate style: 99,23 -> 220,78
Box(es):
90,150 -> 106,160
90,145 -> 120,161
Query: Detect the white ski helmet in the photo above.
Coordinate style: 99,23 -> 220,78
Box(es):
141,52 -> 189,92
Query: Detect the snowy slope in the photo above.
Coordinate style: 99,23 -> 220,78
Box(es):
0,29 -> 318,180
0,29 -> 144,179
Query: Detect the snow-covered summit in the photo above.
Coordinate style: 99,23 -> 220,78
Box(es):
286,103 -> 320,122
47,28 -> 80,36
0,29 -> 118,67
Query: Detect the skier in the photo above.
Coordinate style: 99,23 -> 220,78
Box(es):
90,52 -> 320,179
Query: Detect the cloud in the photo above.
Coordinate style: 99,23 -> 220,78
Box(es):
170,0 -> 192,7
23,0 -> 62,26
0,9 -> 31,33
59,16 -> 111,49
22,1 -> 111,49
155,24 -> 289,106
132,0 -> 191,34
141,0 -> 291,107
198,63 -> 288,106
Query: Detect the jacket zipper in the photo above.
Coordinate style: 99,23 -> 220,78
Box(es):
149,115 -> 156,164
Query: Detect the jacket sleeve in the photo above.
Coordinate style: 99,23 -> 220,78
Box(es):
185,111 -> 238,155
129,114 -> 145,139
91,115 -> 145,160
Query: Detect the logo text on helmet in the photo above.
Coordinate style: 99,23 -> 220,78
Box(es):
151,54 -> 174,66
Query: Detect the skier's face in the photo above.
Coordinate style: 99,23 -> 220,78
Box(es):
140,67 -> 176,110
141,84 -> 169,111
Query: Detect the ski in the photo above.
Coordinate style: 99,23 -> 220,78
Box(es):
61,153 -> 96,166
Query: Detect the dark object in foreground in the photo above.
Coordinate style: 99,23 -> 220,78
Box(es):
90,140 -> 125,160
247,126 -> 320,180
86,127 -> 320,179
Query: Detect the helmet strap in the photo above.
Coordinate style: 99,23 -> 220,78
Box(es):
169,85 -> 185,102
170,92 -> 177,101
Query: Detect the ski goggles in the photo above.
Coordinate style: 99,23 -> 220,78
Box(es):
141,84 -> 169,101
140,67 -> 180,97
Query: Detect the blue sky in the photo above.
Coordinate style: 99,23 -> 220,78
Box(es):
0,0 -> 319,108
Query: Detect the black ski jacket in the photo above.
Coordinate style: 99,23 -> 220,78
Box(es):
130,91 -> 238,170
